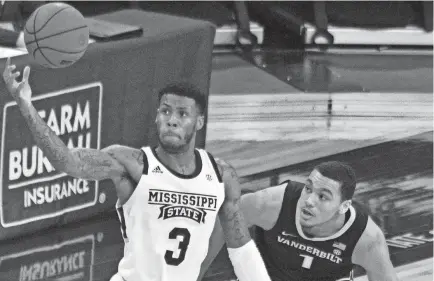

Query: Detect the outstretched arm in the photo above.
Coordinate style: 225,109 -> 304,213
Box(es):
2,58 -> 127,181
215,158 -> 271,281
352,218 -> 399,281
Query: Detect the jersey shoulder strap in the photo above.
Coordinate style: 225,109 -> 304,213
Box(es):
271,180 -> 304,229
282,180 -> 304,202
205,151 -> 223,183
349,201 -> 370,241
139,146 -> 150,175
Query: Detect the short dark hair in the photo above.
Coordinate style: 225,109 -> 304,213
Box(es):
314,161 -> 356,201
157,82 -> 206,114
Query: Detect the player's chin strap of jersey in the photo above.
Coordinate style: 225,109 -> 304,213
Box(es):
233,1 -> 258,52
228,240 -> 272,281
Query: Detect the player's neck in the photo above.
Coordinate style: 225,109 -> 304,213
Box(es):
155,145 -> 197,174
302,212 -> 346,238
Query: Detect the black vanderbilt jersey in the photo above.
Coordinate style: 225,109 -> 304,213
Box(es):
256,181 -> 369,281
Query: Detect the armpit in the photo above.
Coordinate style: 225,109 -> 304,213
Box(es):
101,145 -> 144,182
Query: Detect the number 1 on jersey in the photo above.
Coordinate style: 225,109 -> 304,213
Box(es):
300,254 -> 314,269
165,227 -> 191,266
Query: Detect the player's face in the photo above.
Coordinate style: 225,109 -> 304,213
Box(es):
298,170 -> 344,227
156,94 -> 204,152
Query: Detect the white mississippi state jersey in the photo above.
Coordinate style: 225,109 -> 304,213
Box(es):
115,147 -> 225,281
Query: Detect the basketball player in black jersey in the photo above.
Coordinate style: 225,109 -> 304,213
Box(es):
3,58 -> 271,281
200,161 -> 398,281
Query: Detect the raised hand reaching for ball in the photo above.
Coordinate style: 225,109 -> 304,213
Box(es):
2,57 -> 32,103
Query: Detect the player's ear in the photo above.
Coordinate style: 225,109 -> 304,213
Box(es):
339,200 -> 351,214
155,108 -> 159,123
196,113 -> 204,131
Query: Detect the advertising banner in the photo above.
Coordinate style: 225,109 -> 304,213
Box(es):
1,83 -> 102,228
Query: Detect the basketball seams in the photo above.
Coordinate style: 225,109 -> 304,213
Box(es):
24,3 -> 89,68
25,6 -> 72,35
26,7 -> 40,50
37,46 -> 87,55
33,8 -> 58,68
25,25 -> 88,46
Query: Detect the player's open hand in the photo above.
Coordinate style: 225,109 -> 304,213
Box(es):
2,57 -> 32,103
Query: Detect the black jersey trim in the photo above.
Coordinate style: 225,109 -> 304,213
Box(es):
206,152 -> 223,183
151,147 -> 202,179
142,149 -> 149,175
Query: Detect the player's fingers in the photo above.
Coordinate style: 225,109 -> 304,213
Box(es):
16,81 -> 27,93
2,63 -> 13,82
4,64 -> 16,77
22,66 -> 30,82
3,57 -> 12,77
5,57 -> 16,72
12,71 -> 21,79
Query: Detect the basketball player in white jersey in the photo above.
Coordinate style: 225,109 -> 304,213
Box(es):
3,58 -> 272,281
201,161 -> 398,281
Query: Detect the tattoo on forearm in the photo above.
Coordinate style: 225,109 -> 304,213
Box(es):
230,169 -> 237,180
23,104 -> 71,169
220,200 -> 251,248
74,149 -> 115,178
21,104 -> 120,181
134,150 -> 144,165
215,159 -> 250,247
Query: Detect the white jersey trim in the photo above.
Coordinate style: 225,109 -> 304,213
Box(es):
295,202 -> 357,241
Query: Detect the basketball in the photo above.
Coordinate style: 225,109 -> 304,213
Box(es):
23,2 -> 89,69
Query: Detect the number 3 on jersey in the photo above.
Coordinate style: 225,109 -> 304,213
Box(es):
165,227 -> 191,266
